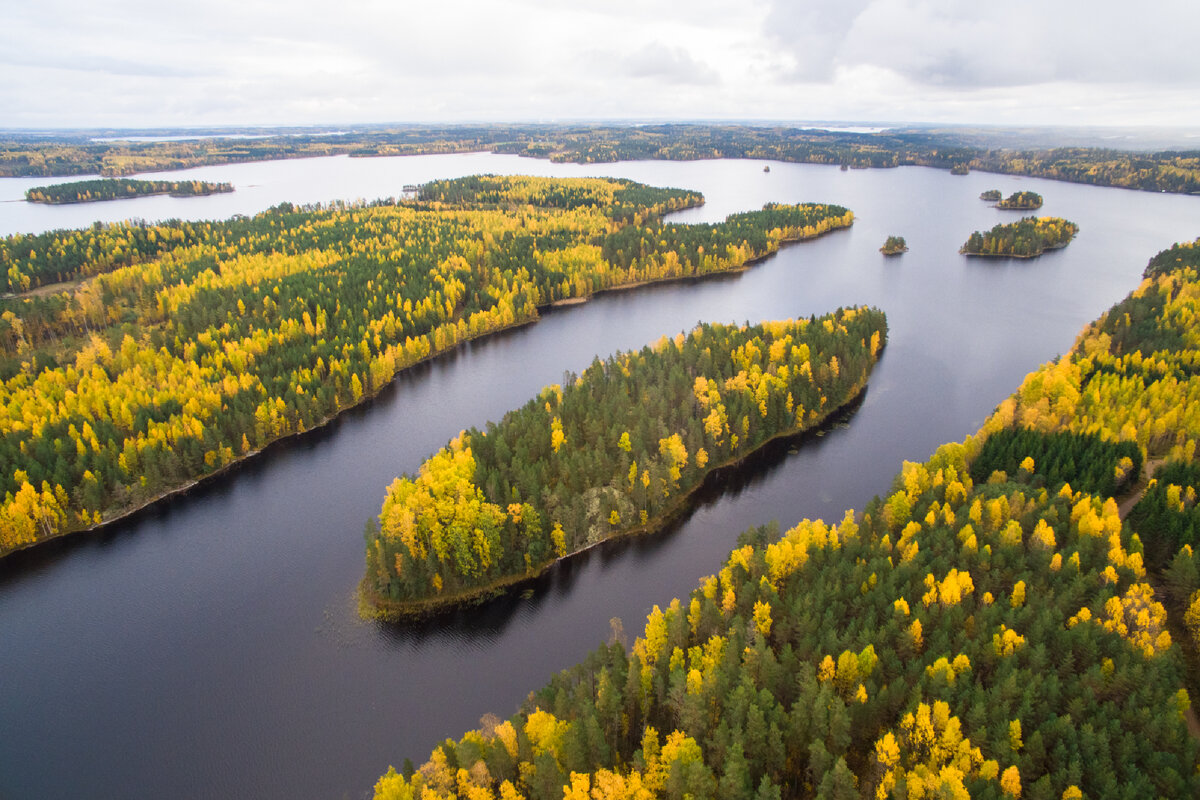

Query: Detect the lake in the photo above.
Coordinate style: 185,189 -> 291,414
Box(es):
0,154 -> 1197,799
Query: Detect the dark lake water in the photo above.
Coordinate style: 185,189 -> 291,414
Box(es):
1,154 -> 1197,799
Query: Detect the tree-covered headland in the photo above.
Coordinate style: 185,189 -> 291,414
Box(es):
961,217 -> 1078,258
370,240 -> 1200,800
363,310 -> 887,615
0,176 -> 854,554
24,178 -> 233,205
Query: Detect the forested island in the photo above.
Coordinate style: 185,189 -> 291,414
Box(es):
880,235 -> 908,255
363,310 -> 887,616
24,178 -> 233,205
996,191 -> 1044,210
3,124 -> 1200,194
0,176 -> 854,554
961,217 -> 1078,258
370,240 -> 1200,800
980,189 -> 1002,201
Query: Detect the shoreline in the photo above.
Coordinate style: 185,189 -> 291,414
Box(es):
27,187 -> 234,205
0,218 -> 853,560
960,239 -> 1073,259
359,373 -> 875,620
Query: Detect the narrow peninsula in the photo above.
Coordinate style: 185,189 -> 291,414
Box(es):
362,310 -> 887,616
25,178 -> 233,204
961,216 -> 1078,258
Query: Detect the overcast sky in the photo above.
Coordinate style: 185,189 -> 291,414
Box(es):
5,0 -> 1200,129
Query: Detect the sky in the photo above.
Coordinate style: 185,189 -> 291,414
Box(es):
5,0 -> 1200,129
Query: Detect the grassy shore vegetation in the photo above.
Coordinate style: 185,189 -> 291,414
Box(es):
0,175 -> 855,554
3,125 -> 1200,194
363,310 -> 887,615
24,178 -> 233,205
369,241 -> 1200,800
996,191 -> 1044,210
961,217 -> 1078,258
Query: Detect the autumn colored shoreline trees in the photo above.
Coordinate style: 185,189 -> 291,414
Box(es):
961,217 -> 1078,258
995,191 -> 1044,211
363,310 -> 887,616
24,178 -> 233,205
0,175 -> 855,555
370,239 -> 1200,799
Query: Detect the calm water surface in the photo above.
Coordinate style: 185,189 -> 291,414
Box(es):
0,155 -> 1197,799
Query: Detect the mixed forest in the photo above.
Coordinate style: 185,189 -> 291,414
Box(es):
365,310 -> 887,615
961,218 -> 1079,258
0,175 -> 855,554
370,240 -> 1200,800
24,178 -> 233,205
996,192 -> 1043,211
3,124 -> 1199,195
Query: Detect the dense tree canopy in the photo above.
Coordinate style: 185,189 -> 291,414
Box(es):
1143,237 -> 1200,278
0,176 -> 854,555
371,241 -> 1200,799
996,191 -> 1043,211
365,310 -> 887,614
24,178 -> 232,205
961,217 -> 1078,258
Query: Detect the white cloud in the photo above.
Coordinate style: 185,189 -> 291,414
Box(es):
3,0 -> 1199,127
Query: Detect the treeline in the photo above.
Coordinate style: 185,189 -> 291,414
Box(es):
0,176 -> 854,554
24,178 -> 233,205
961,217 -> 1078,258
417,175 -> 702,226
370,240 -> 1200,799
4,125 -> 1199,195
996,191 -> 1043,210
970,147 -> 1200,195
364,310 -> 887,614
1143,237 -> 1200,277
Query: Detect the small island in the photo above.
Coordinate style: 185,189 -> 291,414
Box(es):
25,178 -> 233,205
961,216 -> 1078,258
997,190 -> 1044,210
362,310 -> 887,616
980,189 -> 1002,201
880,235 -> 908,255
